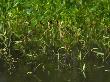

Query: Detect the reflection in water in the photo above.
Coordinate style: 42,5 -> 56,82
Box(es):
85,66 -> 110,82
0,72 -> 7,82
1,60 -> 110,82
1,66 -> 110,82
8,69 -> 80,82
6,63 -> 81,82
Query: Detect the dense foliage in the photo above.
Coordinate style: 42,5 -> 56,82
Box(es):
0,0 -> 110,82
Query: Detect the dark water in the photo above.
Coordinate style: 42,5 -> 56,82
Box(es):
0,59 -> 110,82
85,67 -> 110,82
0,72 -> 7,82
0,66 -> 110,82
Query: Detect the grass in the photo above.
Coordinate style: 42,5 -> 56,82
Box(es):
0,0 -> 110,81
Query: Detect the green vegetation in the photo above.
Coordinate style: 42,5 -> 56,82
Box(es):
0,0 -> 110,82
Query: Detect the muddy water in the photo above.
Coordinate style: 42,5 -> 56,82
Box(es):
0,66 -> 110,82
0,61 -> 110,82
0,72 -> 7,82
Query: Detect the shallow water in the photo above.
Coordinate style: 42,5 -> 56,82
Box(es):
0,66 -> 109,82
0,61 -> 110,82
